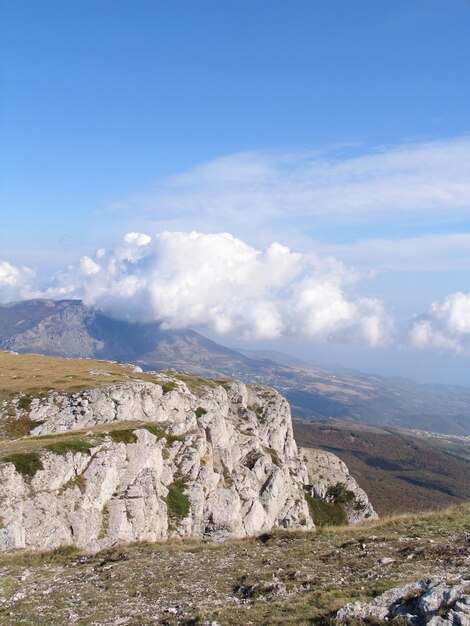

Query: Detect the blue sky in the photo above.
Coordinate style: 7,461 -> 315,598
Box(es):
1,0 -> 470,385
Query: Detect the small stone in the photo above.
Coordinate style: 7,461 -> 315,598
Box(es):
165,607 -> 178,614
20,569 -> 31,581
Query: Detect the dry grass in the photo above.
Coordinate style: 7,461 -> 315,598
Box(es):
0,351 -> 158,397
0,351 -> 219,441
0,504 -> 468,625
165,371 -> 219,394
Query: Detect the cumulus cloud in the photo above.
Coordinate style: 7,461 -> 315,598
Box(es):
0,261 -> 36,302
409,292 -> 470,353
7,232 -> 470,355
46,231 -> 393,345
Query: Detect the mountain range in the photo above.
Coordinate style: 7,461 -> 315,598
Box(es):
1,298 -> 469,435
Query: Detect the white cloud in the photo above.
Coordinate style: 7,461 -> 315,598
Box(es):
109,137 -> 470,232
0,261 -> 36,301
79,256 -> 100,276
409,292 -> 470,353
6,230 -> 470,356
47,231 -> 393,345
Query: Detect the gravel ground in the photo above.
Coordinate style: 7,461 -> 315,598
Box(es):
1,504 -> 469,626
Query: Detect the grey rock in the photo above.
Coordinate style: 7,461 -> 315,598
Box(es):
337,579 -> 470,625
300,447 -> 378,523
337,579 -> 429,622
417,582 -> 467,617
0,375 -> 313,552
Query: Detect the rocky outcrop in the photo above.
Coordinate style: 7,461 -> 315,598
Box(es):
300,447 -> 377,523
0,373 -> 313,552
0,300 -> 104,357
336,577 -> 470,625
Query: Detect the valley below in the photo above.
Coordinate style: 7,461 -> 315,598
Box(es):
293,418 -> 470,516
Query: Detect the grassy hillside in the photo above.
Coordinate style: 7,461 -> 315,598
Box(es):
0,351 -> 218,440
0,504 -> 468,625
294,418 -> 470,516
0,351 -> 158,397
0,351 -> 165,439
0,350 -> 469,624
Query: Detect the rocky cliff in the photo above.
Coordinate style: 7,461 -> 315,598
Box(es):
301,447 -> 378,523
0,353 -> 315,552
0,351 -> 377,554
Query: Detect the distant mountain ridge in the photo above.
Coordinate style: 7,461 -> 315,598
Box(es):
0,298 -> 256,373
1,298 -> 469,435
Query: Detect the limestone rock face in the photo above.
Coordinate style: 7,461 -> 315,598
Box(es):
0,375 -> 312,552
336,578 -> 470,625
300,446 -> 378,523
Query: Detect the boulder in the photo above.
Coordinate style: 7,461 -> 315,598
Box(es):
300,447 -> 378,523
336,578 -> 470,625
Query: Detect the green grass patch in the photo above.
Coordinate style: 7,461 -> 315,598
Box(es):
265,446 -> 281,467
195,407 -> 207,418
159,381 -> 177,394
144,425 -> 184,445
98,503 -> 110,539
62,473 -> 86,494
305,492 -> 348,527
46,440 -> 92,456
327,483 -> 356,505
1,414 -> 42,439
17,395 -> 32,411
166,479 -> 190,519
0,544 -> 80,569
3,452 -> 43,477
67,384 -> 94,393
249,404 -> 267,423
22,387 -> 51,398
109,429 -> 138,444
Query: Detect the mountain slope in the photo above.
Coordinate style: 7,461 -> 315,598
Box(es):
1,299 -> 470,435
0,299 -> 255,373
294,418 -> 470,516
